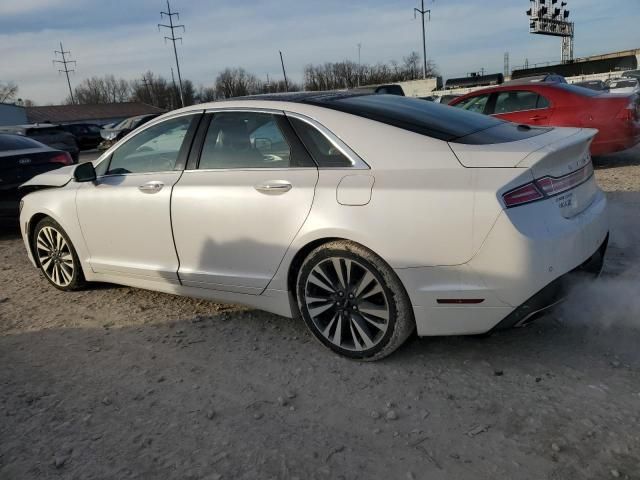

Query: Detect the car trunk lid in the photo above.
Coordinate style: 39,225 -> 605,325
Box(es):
449,125 -> 592,168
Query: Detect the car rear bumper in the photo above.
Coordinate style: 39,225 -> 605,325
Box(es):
592,121 -> 640,156
490,233 -> 608,330
396,185 -> 609,336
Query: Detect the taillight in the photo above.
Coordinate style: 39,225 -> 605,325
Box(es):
50,152 -> 73,165
616,97 -> 640,121
503,183 -> 544,207
502,162 -> 594,208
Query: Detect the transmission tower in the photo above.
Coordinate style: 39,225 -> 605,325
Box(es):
414,0 -> 432,79
53,42 -> 76,104
158,1 -> 185,107
504,52 -> 510,77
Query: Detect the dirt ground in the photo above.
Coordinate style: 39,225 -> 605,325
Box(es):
1,146 -> 639,480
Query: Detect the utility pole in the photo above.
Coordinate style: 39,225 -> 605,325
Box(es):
414,0 -> 431,79
170,67 -> 178,108
504,52 -> 510,78
279,51 -> 289,92
53,42 -> 76,104
357,43 -> 362,87
141,74 -> 155,106
159,0 -> 185,107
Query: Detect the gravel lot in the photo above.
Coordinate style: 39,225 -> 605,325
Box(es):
1,146 -> 639,480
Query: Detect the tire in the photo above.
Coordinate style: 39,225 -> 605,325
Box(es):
32,217 -> 86,291
296,240 -> 415,361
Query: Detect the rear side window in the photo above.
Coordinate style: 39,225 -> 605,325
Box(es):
0,134 -> 44,151
494,91 -> 549,114
289,117 -> 352,168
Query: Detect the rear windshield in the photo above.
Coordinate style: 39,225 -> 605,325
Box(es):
309,94 -> 546,144
553,83 -> 603,97
0,134 -> 44,150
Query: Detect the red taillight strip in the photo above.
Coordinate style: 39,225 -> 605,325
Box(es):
535,162 -> 594,196
503,161 -> 594,208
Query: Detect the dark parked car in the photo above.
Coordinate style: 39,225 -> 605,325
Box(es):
60,123 -> 102,150
98,114 -> 160,150
621,69 -> 640,81
0,124 -> 79,163
573,80 -> 609,91
0,134 -> 73,219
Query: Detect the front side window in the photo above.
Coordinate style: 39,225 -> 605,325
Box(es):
454,94 -> 490,114
198,112 -> 294,169
107,115 -> 193,175
494,90 -> 547,114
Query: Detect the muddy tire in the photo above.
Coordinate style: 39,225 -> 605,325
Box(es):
296,240 -> 415,360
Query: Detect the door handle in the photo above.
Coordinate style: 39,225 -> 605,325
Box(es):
138,181 -> 164,194
530,115 -> 547,121
255,181 -> 292,195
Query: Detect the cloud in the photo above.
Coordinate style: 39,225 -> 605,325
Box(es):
1,0 -> 638,104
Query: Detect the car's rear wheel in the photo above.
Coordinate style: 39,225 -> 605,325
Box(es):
33,218 -> 85,291
296,240 -> 415,360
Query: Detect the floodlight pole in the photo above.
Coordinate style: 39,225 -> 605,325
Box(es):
414,0 -> 431,79
159,0 -> 185,107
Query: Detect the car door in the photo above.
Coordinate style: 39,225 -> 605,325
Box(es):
76,113 -> 200,281
491,89 -> 553,125
171,110 -> 318,294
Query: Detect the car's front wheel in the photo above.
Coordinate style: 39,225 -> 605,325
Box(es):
33,218 -> 85,291
296,240 -> 415,360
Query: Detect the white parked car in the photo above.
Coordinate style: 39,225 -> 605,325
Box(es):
605,78 -> 640,95
19,93 -> 609,360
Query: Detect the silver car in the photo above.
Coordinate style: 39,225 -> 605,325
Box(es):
19,93 -> 608,359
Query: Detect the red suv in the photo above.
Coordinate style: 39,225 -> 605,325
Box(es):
450,82 -> 640,156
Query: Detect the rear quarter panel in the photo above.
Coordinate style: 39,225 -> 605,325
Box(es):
267,111 -> 477,291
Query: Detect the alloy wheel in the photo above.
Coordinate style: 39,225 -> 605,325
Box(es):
36,226 -> 75,287
304,257 -> 390,352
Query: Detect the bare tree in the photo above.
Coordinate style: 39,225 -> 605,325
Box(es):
0,81 -> 19,103
303,53 -> 439,91
214,68 -> 262,99
195,85 -> 217,103
69,75 -> 130,104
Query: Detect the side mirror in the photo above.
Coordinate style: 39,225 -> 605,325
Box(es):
73,162 -> 97,182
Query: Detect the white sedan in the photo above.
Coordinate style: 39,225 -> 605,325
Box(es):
19,93 -> 609,360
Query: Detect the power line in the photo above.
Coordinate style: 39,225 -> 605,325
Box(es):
53,42 -> 76,104
158,0 -> 185,107
414,0 -> 431,79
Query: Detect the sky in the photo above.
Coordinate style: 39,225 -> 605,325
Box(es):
1,0 -> 638,105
